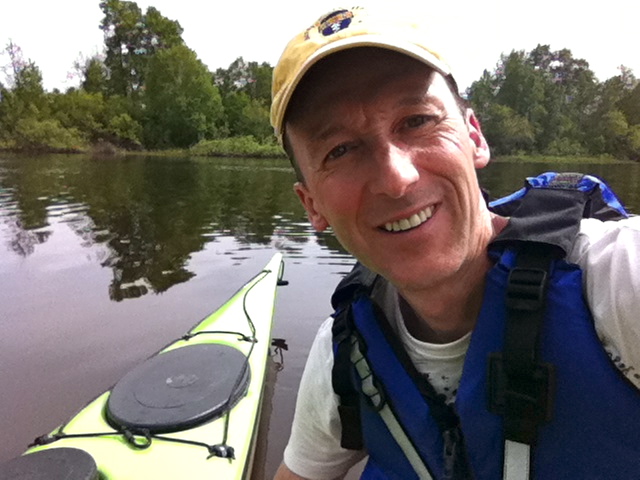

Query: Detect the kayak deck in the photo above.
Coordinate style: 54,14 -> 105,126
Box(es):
17,253 -> 285,480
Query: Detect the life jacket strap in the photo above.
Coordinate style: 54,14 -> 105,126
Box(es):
488,245 -> 557,479
350,334 -> 435,480
332,304 -> 364,450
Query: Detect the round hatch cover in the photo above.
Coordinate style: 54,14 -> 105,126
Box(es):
107,343 -> 251,433
0,448 -> 98,480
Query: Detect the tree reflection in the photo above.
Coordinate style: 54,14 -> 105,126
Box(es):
0,155 -> 316,300
3,217 -> 52,257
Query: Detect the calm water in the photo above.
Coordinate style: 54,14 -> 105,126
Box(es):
1,154 -> 639,477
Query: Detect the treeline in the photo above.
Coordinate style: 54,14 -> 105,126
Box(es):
0,0 -> 280,156
468,46 -> 640,159
1,2 -> 639,160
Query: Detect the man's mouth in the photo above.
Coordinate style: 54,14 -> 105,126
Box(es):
382,206 -> 434,232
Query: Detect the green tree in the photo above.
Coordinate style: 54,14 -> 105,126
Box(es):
144,44 -> 224,148
49,89 -> 106,140
0,42 -> 76,150
47,88 -> 143,149
12,117 -> 84,151
108,113 -> 142,147
619,81 -> 640,126
99,0 -> 183,97
481,104 -> 535,155
80,57 -> 108,94
215,57 -> 274,141
583,69 -> 638,157
627,125 -> 640,160
468,45 -> 608,157
495,50 -> 546,124
468,69 -> 498,121
0,42 -> 48,123
215,57 -> 273,105
221,91 -> 272,141
601,110 -> 630,156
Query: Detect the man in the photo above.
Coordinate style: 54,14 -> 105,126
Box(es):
270,7 -> 640,480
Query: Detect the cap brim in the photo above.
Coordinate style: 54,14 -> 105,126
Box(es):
273,34 -> 452,140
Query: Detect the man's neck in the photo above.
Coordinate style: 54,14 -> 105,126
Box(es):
398,256 -> 491,344
397,213 -> 509,344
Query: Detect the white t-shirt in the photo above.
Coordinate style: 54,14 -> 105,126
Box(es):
283,217 -> 640,480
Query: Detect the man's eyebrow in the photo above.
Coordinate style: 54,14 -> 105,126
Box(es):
396,93 -> 444,109
308,124 -> 345,143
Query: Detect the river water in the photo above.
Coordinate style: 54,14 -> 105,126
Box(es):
1,154 -> 639,477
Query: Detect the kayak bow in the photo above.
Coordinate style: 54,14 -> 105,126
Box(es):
1,253 -> 285,480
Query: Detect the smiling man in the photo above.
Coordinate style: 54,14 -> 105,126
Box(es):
271,7 -> 640,480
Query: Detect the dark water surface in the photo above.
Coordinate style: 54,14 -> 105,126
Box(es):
1,154 -> 639,477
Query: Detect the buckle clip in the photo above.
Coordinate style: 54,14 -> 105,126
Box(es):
488,353 -> 555,443
506,267 -> 547,311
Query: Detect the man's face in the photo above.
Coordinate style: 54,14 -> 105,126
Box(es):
286,49 -> 492,292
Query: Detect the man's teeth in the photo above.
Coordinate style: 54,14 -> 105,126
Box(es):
384,206 -> 434,232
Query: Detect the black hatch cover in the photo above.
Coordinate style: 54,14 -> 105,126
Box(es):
106,343 -> 251,433
0,448 -> 98,480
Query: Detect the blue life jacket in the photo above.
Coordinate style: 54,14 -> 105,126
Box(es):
331,172 -> 640,479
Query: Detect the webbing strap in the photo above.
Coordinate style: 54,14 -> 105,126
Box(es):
350,336 -> 434,480
332,305 -> 363,450
503,440 -> 531,480
488,246 -> 556,480
331,265 -> 379,450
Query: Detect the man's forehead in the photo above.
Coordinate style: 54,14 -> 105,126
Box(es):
302,47 -> 431,89
285,48 -> 447,125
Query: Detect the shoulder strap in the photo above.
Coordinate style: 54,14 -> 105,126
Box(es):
332,304 -> 363,450
488,244 -> 556,480
330,262 -> 378,450
331,261 -> 378,310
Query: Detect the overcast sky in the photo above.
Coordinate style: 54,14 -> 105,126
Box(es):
1,0 -> 638,92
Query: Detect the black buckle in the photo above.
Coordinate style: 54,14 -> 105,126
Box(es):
506,267 -> 547,311
488,353 -> 555,444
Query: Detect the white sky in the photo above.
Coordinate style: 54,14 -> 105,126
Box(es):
1,0 -> 638,92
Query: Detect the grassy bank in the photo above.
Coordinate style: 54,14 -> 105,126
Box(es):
494,154 -> 637,164
188,136 -> 284,158
1,135 -> 287,159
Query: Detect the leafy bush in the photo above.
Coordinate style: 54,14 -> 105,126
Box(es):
12,117 -> 85,151
483,104 -> 535,155
626,125 -> 640,160
108,113 -> 143,146
190,136 -> 284,157
545,137 -> 587,156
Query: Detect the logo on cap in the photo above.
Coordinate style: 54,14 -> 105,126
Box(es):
318,9 -> 354,36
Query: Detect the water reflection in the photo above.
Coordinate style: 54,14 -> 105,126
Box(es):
0,155 -> 349,301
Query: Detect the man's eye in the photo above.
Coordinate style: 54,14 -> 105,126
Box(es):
327,144 -> 349,160
405,115 -> 431,128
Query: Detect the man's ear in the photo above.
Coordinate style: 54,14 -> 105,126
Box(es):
466,109 -> 491,169
294,182 -> 329,231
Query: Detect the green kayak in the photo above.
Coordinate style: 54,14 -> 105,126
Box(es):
0,253 -> 285,480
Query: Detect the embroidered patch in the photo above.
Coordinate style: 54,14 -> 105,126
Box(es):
318,9 -> 354,36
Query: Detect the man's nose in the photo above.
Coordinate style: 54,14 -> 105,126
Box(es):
369,144 -> 419,198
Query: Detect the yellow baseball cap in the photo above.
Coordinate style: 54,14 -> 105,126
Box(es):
270,6 -> 454,144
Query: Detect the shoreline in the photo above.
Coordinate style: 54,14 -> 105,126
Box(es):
0,145 -> 635,164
